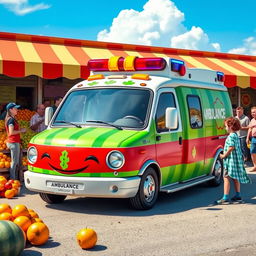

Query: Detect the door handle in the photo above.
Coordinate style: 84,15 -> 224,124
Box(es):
179,136 -> 182,145
156,135 -> 161,141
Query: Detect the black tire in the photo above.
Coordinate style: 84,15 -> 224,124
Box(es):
208,156 -> 223,186
39,193 -> 67,204
129,167 -> 159,210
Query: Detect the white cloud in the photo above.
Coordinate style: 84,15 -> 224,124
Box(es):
228,37 -> 256,55
97,0 -> 221,52
0,0 -> 50,15
171,26 -> 220,51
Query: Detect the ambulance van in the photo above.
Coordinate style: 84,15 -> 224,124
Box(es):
24,56 -> 232,210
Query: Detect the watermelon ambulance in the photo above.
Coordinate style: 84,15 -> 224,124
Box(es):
24,56 -> 232,210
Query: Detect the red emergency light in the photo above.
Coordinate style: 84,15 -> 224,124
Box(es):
170,59 -> 186,76
87,56 -> 166,72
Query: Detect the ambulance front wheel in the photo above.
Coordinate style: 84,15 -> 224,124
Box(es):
129,167 -> 159,210
208,156 -> 223,186
39,193 -> 67,204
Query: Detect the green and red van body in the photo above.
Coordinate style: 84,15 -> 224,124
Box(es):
24,57 -> 232,209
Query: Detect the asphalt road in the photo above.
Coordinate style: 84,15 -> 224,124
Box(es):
1,169 -> 256,256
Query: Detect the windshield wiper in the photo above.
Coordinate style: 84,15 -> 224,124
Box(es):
55,120 -> 82,128
86,120 -> 123,130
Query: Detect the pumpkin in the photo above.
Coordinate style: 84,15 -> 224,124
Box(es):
4,189 -> 15,199
77,228 -> 97,249
13,180 -> 21,187
34,217 -> 44,223
28,210 -> 39,219
27,222 -> 49,245
14,216 -> 32,232
12,205 -> 30,218
0,212 -> 13,221
0,220 -> 26,256
0,204 -> 12,214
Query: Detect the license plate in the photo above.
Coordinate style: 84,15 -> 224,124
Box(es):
46,181 -> 84,193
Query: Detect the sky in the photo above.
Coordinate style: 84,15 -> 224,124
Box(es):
0,0 -> 256,55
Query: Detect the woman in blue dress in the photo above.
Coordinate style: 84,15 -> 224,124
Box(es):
215,117 -> 250,204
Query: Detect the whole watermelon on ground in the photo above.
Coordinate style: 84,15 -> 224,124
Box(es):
0,220 -> 26,256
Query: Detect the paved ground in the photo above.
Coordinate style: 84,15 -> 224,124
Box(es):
1,167 -> 256,256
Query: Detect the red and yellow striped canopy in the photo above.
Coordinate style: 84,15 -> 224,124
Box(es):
1,31 -> 256,88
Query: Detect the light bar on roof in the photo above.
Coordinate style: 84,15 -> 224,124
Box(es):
87,56 -> 167,72
217,71 -> 225,82
170,58 -> 186,76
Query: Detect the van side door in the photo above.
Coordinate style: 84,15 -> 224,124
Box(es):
176,89 -> 206,181
154,88 -> 183,187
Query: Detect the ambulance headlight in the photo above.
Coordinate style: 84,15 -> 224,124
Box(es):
107,151 -> 125,170
27,146 -> 38,164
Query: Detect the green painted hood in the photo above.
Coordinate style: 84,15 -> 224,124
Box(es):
30,127 -> 154,148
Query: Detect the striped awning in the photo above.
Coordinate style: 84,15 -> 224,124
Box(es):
1,31 -> 256,88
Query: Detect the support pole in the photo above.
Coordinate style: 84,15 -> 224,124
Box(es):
238,87 -> 241,107
37,77 -> 43,104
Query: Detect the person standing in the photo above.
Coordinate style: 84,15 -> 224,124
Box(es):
30,104 -> 47,133
51,96 -> 63,114
215,117 -> 250,204
43,99 -> 51,108
235,106 -> 250,162
246,106 -> 256,172
5,103 -> 26,180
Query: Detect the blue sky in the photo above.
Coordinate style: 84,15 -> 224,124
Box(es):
0,0 -> 255,54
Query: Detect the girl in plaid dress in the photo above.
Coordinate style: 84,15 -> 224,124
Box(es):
215,117 -> 250,204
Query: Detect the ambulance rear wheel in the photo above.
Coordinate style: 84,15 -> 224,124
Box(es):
209,156 -> 223,186
39,193 -> 67,204
129,167 -> 159,210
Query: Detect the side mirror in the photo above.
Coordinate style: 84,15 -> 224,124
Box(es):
45,107 -> 53,126
165,107 -> 178,130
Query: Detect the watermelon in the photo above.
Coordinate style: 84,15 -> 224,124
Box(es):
0,220 -> 26,256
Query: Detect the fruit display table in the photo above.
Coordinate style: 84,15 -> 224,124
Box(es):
0,150 -> 27,181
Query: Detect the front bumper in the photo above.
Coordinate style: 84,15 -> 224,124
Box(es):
24,171 -> 141,198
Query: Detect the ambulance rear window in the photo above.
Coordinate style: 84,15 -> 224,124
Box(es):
187,95 -> 203,129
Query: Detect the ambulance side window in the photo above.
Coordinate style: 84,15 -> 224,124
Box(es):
155,92 -> 176,132
187,95 -> 203,129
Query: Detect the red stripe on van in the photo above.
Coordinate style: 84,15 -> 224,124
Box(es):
29,135 -> 225,175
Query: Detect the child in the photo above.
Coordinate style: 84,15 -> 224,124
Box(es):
215,117 -> 250,204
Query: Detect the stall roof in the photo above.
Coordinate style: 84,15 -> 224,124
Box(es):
0,31 -> 256,88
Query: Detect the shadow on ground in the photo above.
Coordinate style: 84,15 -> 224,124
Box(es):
40,172 -> 256,217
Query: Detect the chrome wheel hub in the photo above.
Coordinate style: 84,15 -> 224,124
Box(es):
214,159 -> 222,180
143,175 -> 156,202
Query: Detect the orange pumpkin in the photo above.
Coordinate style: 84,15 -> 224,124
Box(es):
12,205 -> 30,218
4,189 -> 15,199
0,176 -> 7,185
0,212 -> 13,221
12,183 -> 20,190
14,216 -> 32,232
0,204 -> 12,214
76,228 -> 97,249
0,183 -> 5,191
26,222 -> 49,245
29,211 -> 39,219
33,218 -> 44,223
13,180 -> 21,187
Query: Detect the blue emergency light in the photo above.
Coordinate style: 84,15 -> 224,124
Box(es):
170,59 -> 186,76
217,71 -> 225,82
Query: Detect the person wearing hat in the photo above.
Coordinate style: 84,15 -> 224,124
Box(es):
5,103 -> 26,180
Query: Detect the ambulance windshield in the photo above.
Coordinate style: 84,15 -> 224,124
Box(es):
52,88 -> 152,129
